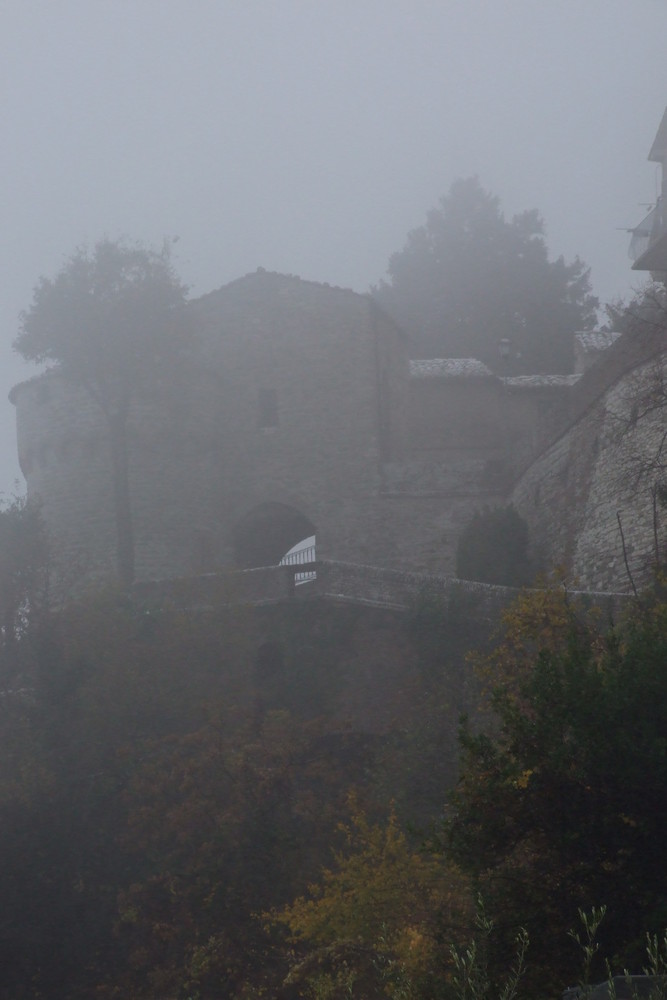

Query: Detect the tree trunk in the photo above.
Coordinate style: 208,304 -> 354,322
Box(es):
108,413 -> 135,587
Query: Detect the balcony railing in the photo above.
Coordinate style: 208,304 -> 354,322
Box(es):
280,542 -> 316,585
630,198 -> 667,269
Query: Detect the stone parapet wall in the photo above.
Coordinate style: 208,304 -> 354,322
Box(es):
313,560 -> 513,615
311,560 -> 626,621
509,325 -> 667,482
132,560 -> 628,628
133,564 -> 297,608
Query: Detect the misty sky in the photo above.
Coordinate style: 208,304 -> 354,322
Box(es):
2,0 -> 667,496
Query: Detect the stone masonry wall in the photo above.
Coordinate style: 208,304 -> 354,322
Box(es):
11,272 -> 412,583
187,272 -> 408,569
512,351 -> 667,592
12,266 -> 667,596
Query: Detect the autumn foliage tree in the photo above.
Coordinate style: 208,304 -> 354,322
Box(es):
272,802 -> 472,999
5,511 -> 667,996
444,588 -> 667,988
111,712 -> 371,999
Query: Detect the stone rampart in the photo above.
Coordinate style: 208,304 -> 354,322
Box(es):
512,347 -> 667,591
10,267 -> 667,596
132,559 -> 629,627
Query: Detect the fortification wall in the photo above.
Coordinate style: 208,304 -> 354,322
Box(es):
13,265 -> 667,594
12,373 -> 117,585
132,559 -> 628,629
11,371 -> 214,585
188,273 -> 410,568
11,272 -> 413,584
512,350 -> 667,592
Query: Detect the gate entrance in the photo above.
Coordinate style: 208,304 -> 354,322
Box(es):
233,502 -> 316,569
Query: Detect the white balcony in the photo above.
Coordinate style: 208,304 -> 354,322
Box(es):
630,199 -> 667,272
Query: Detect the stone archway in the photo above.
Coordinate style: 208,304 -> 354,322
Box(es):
233,502 -> 316,569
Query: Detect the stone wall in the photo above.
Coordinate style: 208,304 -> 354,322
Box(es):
11,270 -> 520,586
133,559 -> 627,627
11,266 -> 667,596
188,272 -> 407,568
512,347 -> 667,592
12,272 -> 411,583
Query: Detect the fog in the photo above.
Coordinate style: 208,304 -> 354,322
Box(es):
2,0 -> 667,495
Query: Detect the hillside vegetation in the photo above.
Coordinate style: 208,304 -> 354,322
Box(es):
0,501 -> 666,998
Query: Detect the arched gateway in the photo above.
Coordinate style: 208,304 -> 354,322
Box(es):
233,503 -> 316,570
9,271 -> 412,586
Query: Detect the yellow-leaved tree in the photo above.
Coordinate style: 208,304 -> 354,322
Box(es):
271,798 -> 471,999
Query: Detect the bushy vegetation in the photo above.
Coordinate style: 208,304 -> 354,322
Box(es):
456,505 -> 534,586
0,501 -> 666,998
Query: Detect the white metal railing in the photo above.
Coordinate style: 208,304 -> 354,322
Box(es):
280,541 -> 316,585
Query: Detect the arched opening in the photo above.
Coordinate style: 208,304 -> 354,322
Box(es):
233,502 -> 316,569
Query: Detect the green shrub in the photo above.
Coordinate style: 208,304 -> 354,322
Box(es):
455,505 -> 532,586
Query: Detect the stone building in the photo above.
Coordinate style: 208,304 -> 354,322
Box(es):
12,261 -> 667,595
8,268 -> 542,588
12,105 -> 667,595
10,264 -> 667,595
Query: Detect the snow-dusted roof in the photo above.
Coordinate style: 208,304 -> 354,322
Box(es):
409,358 -> 494,379
575,331 -> 621,353
502,374 -> 581,389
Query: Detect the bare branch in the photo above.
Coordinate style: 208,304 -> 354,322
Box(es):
616,511 -> 639,598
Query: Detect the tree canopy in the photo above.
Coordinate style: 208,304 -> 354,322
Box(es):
444,589 -> 667,987
0,532 -> 666,996
14,238 -> 189,585
15,237 -> 188,393
374,177 -> 598,373
0,498 -> 49,653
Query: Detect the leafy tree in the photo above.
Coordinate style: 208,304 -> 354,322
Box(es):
0,586 -> 255,1000
14,238 -> 189,585
374,177 -> 598,373
443,589 -> 667,989
111,713 -> 381,999
0,497 -> 49,654
470,575 -> 600,705
273,801 -> 472,999
456,505 -> 534,586
605,281 -> 667,345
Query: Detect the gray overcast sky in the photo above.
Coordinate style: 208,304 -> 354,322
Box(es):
2,0 -> 667,495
